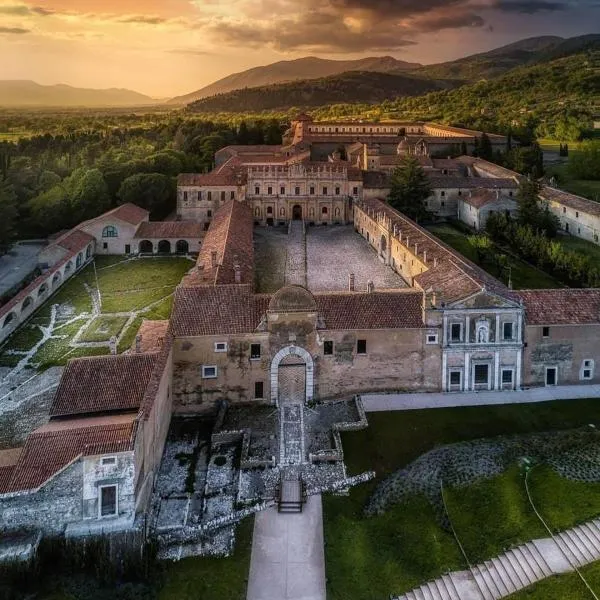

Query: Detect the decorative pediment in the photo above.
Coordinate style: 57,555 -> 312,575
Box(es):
447,289 -> 521,310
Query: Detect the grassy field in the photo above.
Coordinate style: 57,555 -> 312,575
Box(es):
558,233 -> 600,261
324,400 -> 600,600
0,256 -> 191,369
426,223 -> 560,289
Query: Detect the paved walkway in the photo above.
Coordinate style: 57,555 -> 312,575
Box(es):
285,221 -> 307,287
395,517 -> 600,599
362,384 -> 600,412
0,243 -> 45,297
246,495 -> 326,600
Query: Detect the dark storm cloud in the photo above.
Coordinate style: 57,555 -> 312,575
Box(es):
411,12 -> 486,32
0,25 -> 29,33
493,0 -> 567,12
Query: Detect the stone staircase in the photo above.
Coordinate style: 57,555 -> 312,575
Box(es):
394,519 -> 600,600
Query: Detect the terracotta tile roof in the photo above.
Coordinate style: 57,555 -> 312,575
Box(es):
428,176 -> 518,189
172,284 -> 268,336
139,333 -> 173,420
540,186 -> 600,218
363,171 -> 391,189
0,466 -> 15,493
457,156 -> 522,180
3,415 -> 135,493
131,319 -> 169,353
517,289 -> 600,325
133,221 -> 203,239
315,290 -> 424,329
50,353 -> 159,418
54,229 -> 95,254
171,284 -> 424,336
431,158 -> 464,170
461,188 -> 516,209
358,197 -> 510,303
182,200 -> 254,287
0,448 -> 23,467
79,203 -> 149,227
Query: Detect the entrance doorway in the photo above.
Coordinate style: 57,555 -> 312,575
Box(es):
292,205 -> 302,220
278,355 -> 306,404
546,367 -> 558,386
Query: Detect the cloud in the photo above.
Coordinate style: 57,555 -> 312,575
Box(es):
0,25 -> 29,33
492,0 -> 568,11
117,15 -> 167,25
168,48 -> 213,56
0,3 -> 52,16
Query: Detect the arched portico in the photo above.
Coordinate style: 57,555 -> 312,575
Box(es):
270,345 -> 314,406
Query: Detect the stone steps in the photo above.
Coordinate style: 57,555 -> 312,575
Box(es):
393,520 -> 600,600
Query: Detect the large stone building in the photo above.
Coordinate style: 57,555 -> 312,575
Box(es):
2,115 -> 600,545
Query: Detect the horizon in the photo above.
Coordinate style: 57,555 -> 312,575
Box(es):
0,1 -> 598,97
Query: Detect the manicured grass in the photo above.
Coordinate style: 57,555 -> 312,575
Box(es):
158,516 -> 253,600
324,400 -> 600,599
558,234 -> 600,262
0,324 -> 43,352
545,159 -> 600,202
427,223 -> 560,289
509,562 -> 600,599
79,315 -> 129,342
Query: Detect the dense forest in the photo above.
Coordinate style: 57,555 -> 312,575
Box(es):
0,118 -> 282,250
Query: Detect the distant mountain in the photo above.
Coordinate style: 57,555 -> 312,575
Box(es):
0,81 -> 157,107
186,71 -> 455,113
168,56 -> 422,105
413,35 -> 565,81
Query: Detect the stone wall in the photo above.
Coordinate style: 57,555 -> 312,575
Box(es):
79,217 -> 143,255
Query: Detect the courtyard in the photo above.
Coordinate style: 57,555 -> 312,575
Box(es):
0,255 -> 192,449
254,224 -> 405,293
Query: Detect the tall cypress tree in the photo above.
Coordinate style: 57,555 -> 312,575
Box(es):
387,156 -> 432,222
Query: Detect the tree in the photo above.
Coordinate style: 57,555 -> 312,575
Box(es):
516,177 -> 559,236
479,133 -> 493,160
0,181 -> 18,253
387,156 -> 432,221
117,173 -> 175,219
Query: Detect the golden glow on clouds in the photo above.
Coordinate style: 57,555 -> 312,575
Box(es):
0,0 -> 594,97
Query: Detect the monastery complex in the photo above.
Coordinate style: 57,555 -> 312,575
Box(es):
1,116 -> 600,553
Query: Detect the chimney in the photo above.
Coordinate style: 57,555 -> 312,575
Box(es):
431,291 -> 438,307
109,336 -> 117,355
234,265 -> 241,284
348,273 -> 355,292
423,250 -> 427,264
211,251 -> 218,268
367,280 -> 374,293
434,257 -> 438,267
135,334 -> 142,354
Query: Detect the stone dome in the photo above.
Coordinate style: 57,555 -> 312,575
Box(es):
269,285 -> 317,313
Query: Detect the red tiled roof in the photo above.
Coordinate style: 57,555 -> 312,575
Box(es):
78,203 -> 149,228
171,284 -> 424,336
3,415 -> 135,493
461,188 -> 517,209
517,289 -> 600,325
457,156 -> 522,180
50,354 -> 159,418
428,176 -> 518,189
177,170 -> 246,187
183,200 -> 254,287
540,186 -> 600,218
133,221 -> 203,239
316,291 -> 424,329
54,229 -> 95,253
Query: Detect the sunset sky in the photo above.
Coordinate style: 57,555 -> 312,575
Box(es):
0,0 -> 597,97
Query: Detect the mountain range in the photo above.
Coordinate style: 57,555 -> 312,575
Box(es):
0,81 -> 157,108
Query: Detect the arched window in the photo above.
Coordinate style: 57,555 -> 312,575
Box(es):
102,225 -> 118,238
322,207 -> 328,215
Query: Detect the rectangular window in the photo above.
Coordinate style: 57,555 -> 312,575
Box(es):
502,369 -> 513,384
357,339 -> 367,355
474,364 -> 489,384
231,191 -> 235,200
207,191 -> 212,201
503,322 -> 514,340
581,359 -> 594,380
202,365 -> 217,379
214,342 -> 227,352
546,367 -> 557,386
280,186 -> 285,195
295,186 -> 300,195
103,242 -> 108,250
250,343 -> 261,360
254,381 -> 264,399
101,456 -> 116,466
335,187 -> 340,195
450,323 -> 462,342
583,369 -> 593,379
99,485 -> 117,517
542,326 -> 550,337
323,186 -> 328,195
426,333 -> 438,344
221,191 -> 225,201
324,341 -> 334,355
255,186 -> 260,195
576,211 -> 579,218
207,210 -> 212,218
353,186 -> 359,195
310,186 -> 315,195
183,191 -> 188,201
268,186 -> 273,195
125,244 -> 131,254
449,370 -> 461,386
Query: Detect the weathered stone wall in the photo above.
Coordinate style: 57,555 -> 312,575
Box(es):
0,452 -> 135,535
523,324 -> 600,387
80,217 -> 143,255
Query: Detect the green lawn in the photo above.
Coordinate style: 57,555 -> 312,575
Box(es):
324,400 -> 600,600
558,234 -> 600,262
426,223 -> 560,289
79,315 -> 129,342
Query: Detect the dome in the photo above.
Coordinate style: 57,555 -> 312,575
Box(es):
269,285 -> 317,313
397,137 -> 410,155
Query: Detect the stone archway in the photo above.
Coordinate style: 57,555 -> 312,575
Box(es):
292,205 -> 302,220
270,345 -> 314,405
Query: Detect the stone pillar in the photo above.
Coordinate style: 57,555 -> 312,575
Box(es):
464,352 -> 471,391
516,349 -> 522,390
442,352 -> 447,391
494,351 -> 500,390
